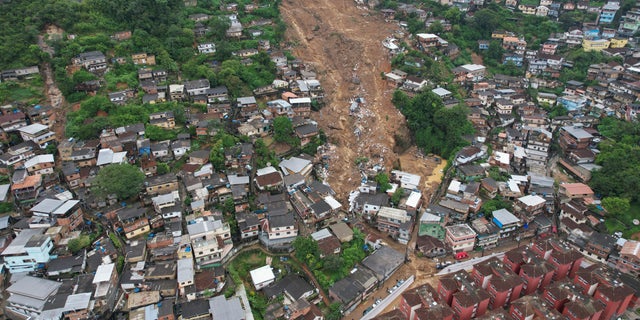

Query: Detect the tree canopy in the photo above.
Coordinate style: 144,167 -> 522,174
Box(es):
91,163 -> 145,199
392,90 -> 473,159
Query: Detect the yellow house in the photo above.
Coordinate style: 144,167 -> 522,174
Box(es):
610,38 -> 628,48
123,218 -> 151,239
582,39 -> 610,52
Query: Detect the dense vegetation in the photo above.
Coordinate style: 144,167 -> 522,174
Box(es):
591,118 -> 640,202
293,228 -> 368,290
392,90 -> 474,159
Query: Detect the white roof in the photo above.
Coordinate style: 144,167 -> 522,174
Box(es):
24,154 -> 54,168
279,157 -> 311,174
256,166 -> 278,176
227,174 -> 250,185
492,208 -> 520,225
508,180 -> 521,193
0,184 -> 9,202
96,149 -> 127,166
18,123 -> 48,135
494,151 -> 510,165
324,195 -> 342,210
1,228 -> 44,255
420,212 -> 441,223
289,97 -> 312,104
406,191 -> 421,208
250,265 -> 275,285
461,64 -> 486,71
518,194 -> 546,207
0,215 -> 9,229
416,33 -> 439,39
93,263 -> 115,283
237,96 -> 257,105
7,276 -> 61,300
311,228 -> 332,241
448,180 -> 462,193
177,258 -> 195,284
432,87 -> 452,97
385,72 -> 403,81
63,292 -> 92,312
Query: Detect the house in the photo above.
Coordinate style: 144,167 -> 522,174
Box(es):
73,51 -> 107,72
149,111 -> 175,129
24,154 -> 55,176
445,224 -> 476,252
329,222 -> 354,243
280,156 -> 313,178
1,228 -> 53,272
416,234 -> 447,257
361,245 -> 405,282
18,123 -> 56,148
294,123 -> 319,146
391,170 -> 421,190
491,209 -> 521,238
96,148 -> 127,166
187,217 -> 233,268
250,265 -> 276,290
432,87 -> 453,99
93,262 -> 119,311
452,64 -> 486,82
209,294 -> 249,320
455,145 -> 485,165
558,183 -> 594,200
263,274 -> 315,301
169,84 -> 185,101
5,276 -> 62,319
184,79 -> 210,97
131,53 -> 156,65
329,267 -> 378,313
255,166 -> 284,191
612,240 -> 640,275
237,212 -> 260,240
117,207 -> 150,240
177,258 -> 195,297
31,197 -> 84,231
377,206 -> 413,244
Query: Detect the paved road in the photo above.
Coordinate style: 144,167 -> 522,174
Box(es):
360,275 -> 415,320
436,252 -> 506,276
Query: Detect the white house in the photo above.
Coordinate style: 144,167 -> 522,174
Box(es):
250,265 -> 275,290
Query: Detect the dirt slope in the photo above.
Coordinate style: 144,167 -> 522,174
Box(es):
280,0 -> 416,197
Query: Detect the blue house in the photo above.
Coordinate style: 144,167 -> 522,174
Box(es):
478,40 -> 490,50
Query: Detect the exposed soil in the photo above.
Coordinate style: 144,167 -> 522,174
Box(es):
38,25 -> 67,139
281,0 -> 434,199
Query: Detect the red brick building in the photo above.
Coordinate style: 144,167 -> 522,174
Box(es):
509,294 -> 563,320
437,271 -> 490,320
398,284 -> 454,320
471,257 -> 524,309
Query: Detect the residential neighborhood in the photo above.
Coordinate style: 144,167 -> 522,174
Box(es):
2,0 -> 640,319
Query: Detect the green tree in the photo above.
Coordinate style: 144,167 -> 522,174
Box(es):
157,163 -> 170,175
323,255 -> 344,273
481,197 -> 512,216
374,173 -> 392,192
223,198 -> 236,214
602,197 -> 631,217
326,302 -> 342,320
68,235 -> 91,253
391,187 -> 405,205
293,236 -> 320,266
273,116 -> 294,144
92,163 -> 145,199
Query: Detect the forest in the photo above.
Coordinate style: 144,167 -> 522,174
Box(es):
392,90 -> 474,159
